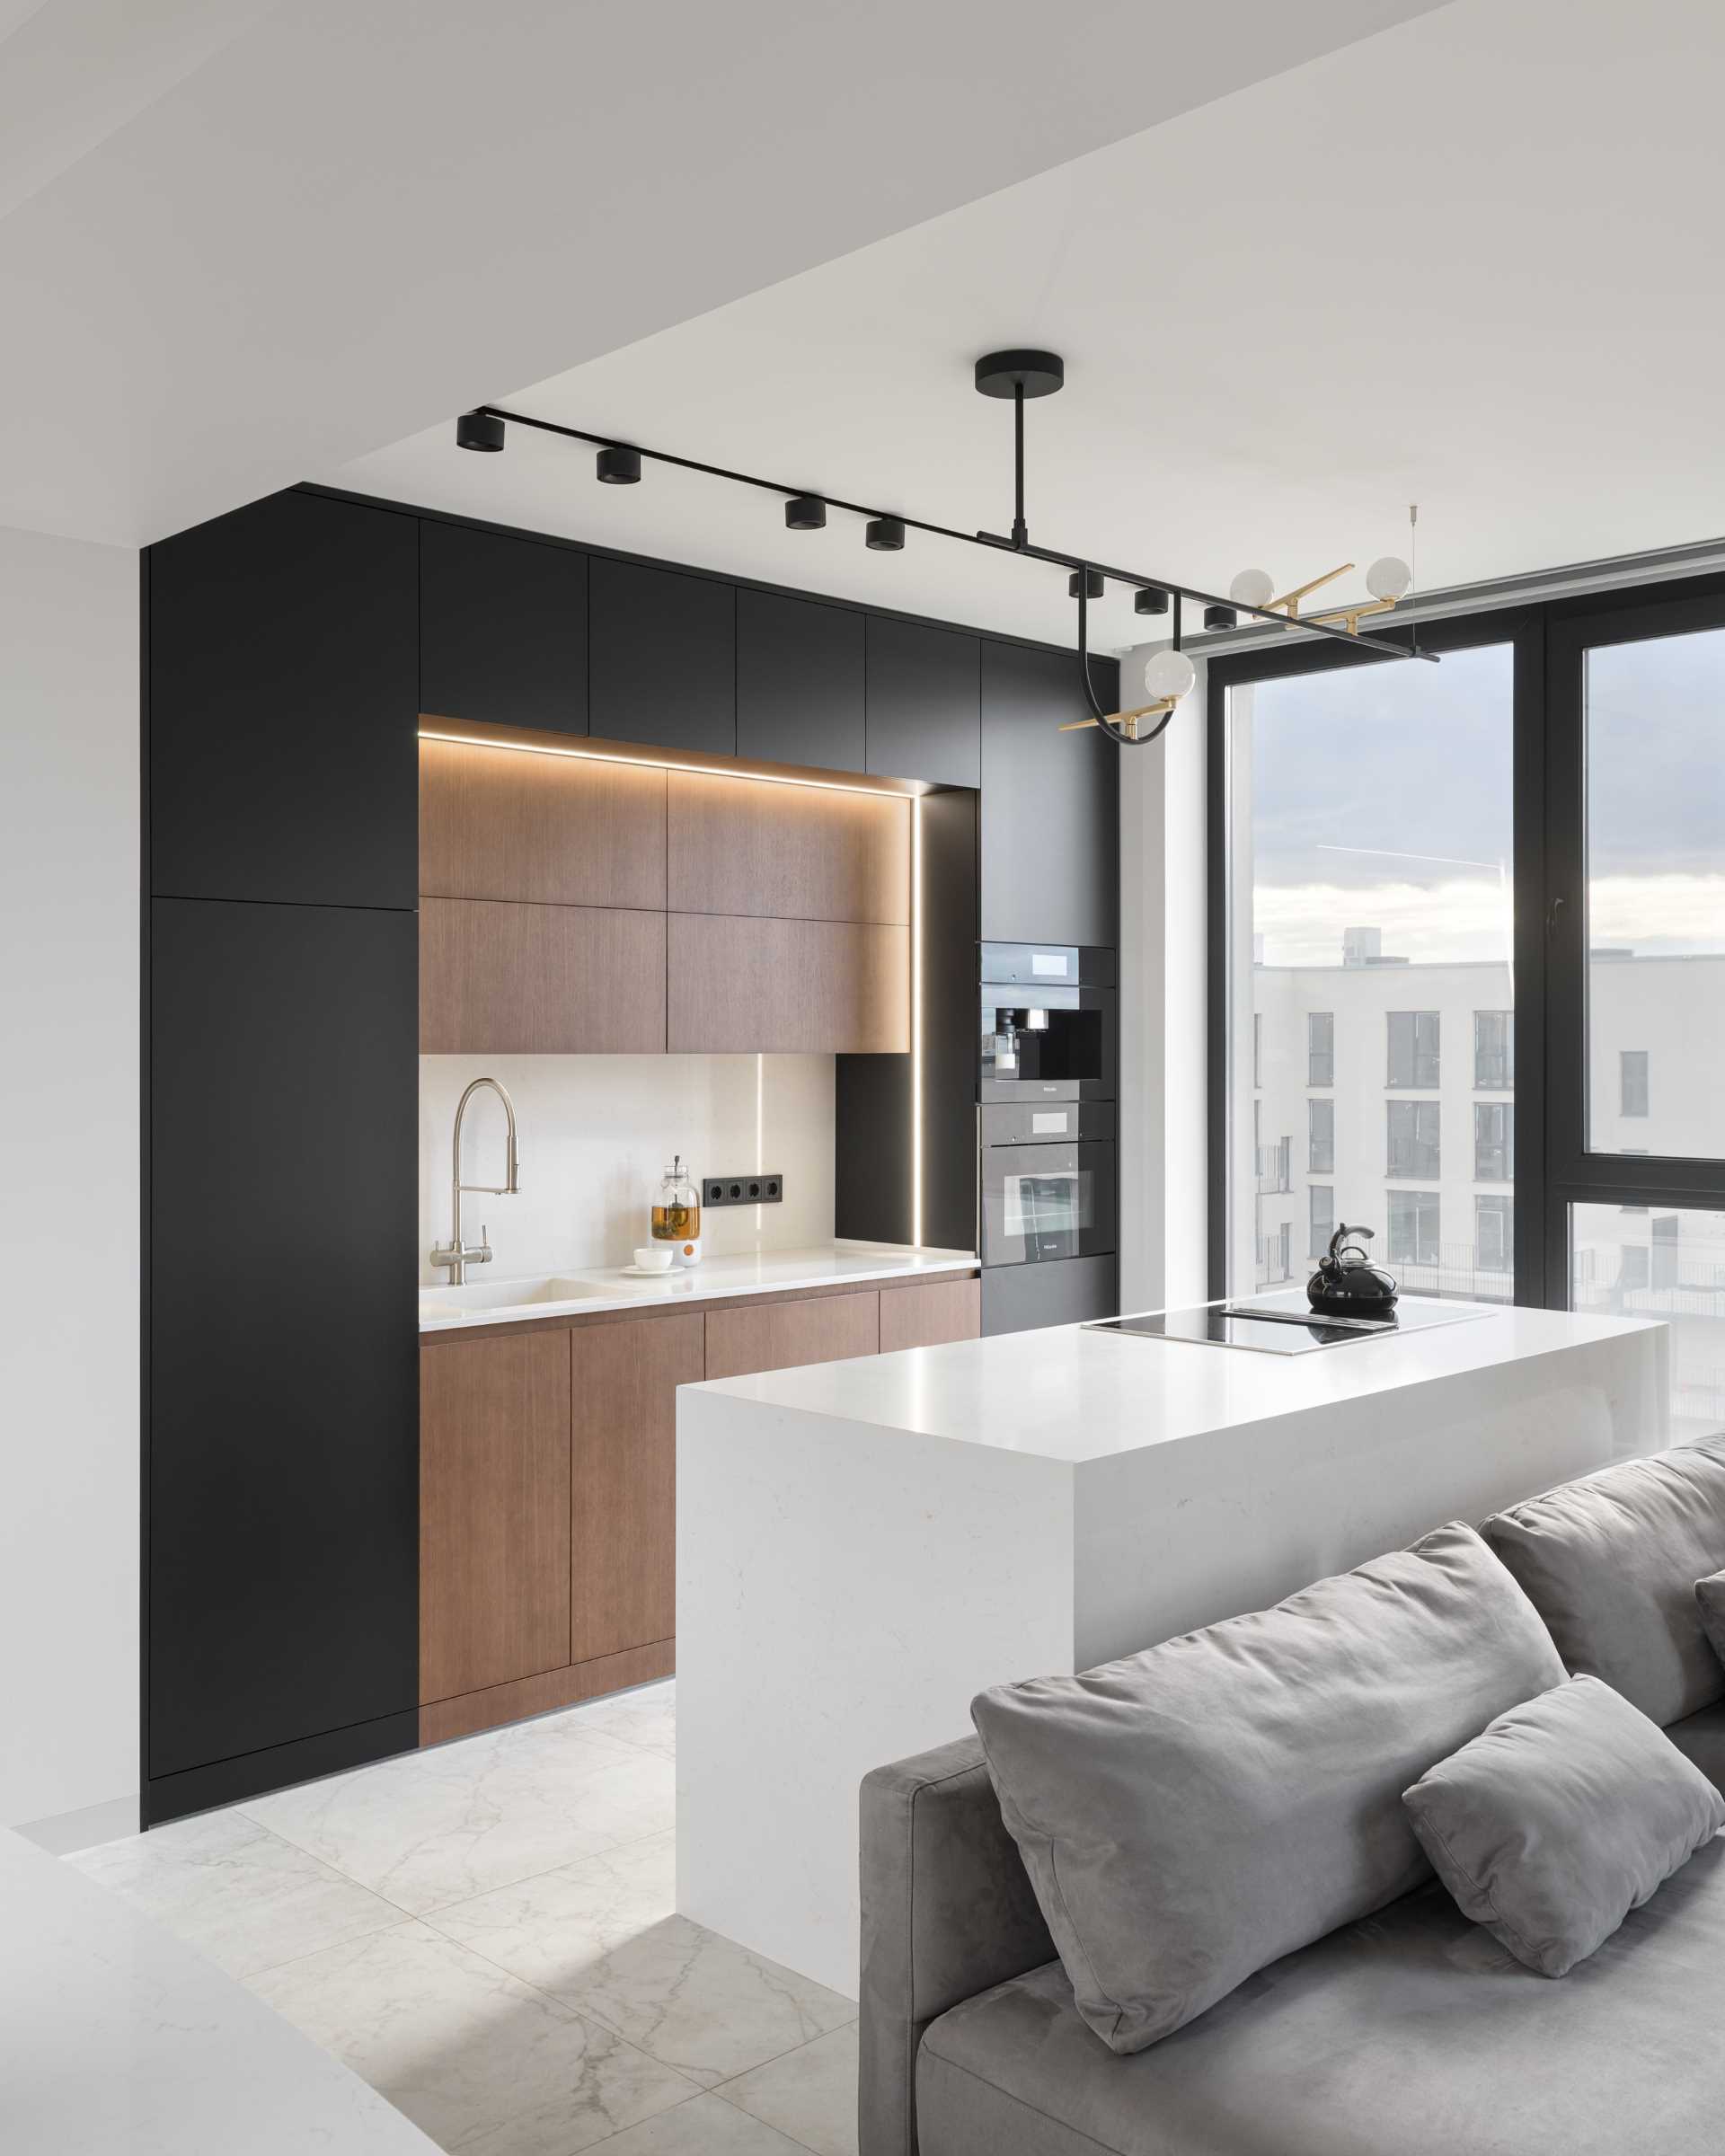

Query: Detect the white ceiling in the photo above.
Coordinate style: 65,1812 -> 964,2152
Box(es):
337,0 -> 1725,652
0,0 -> 1441,548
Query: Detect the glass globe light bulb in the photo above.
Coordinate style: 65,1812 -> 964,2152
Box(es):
1366,555 -> 1412,602
1229,568 -> 1276,609
1143,649 -> 1197,703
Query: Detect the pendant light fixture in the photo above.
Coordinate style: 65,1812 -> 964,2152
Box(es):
451,356 -> 1433,750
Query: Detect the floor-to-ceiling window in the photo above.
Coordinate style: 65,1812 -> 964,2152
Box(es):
1551,591 -> 1725,1442
1211,574 -> 1725,1446
1212,622 -> 1519,1303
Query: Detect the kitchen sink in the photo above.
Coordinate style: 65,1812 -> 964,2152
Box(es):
420,1274 -> 624,1316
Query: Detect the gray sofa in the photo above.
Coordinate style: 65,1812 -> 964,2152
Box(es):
859,1438 -> 1725,2156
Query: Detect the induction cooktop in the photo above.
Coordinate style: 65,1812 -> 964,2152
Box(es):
1084,1288 -> 1497,1356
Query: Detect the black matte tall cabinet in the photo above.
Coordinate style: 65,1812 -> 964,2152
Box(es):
979,640 -> 1119,948
145,490 -> 420,1825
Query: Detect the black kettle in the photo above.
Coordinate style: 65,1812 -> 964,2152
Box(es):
1307,1224 -> 1399,1317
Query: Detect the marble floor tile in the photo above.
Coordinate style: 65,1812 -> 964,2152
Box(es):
560,1684 -> 677,1760
580,2091 -> 811,2155
67,1807 -> 404,1980
429,1833 -> 854,2089
248,1919 -> 696,2156
243,1716 -> 676,1916
717,2023 -> 858,2156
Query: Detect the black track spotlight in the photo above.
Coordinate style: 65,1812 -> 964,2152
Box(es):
596,445 -> 641,485
784,495 -> 827,531
1134,586 -> 1170,616
1067,569 -> 1105,600
456,410 -> 505,453
1204,604 -> 1238,632
865,517 -> 906,552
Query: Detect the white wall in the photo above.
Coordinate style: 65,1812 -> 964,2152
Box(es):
1118,647 -> 1209,1315
420,1055 -> 836,1283
0,524 -> 138,1834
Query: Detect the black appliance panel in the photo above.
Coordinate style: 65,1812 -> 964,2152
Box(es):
980,1099 -> 1115,1146
980,942 -> 1115,989
982,1140 -> 1117,1268
980,983 -> 1115,1101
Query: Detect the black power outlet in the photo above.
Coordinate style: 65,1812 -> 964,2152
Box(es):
703,1172 -> 784,1207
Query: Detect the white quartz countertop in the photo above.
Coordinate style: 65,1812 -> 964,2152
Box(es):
691,1297 -> 1665,1464
419,1241 -> 978,1332
0,1826 -> 436,2154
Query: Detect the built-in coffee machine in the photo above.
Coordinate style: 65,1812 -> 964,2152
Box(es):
978,944 -> 1118,1292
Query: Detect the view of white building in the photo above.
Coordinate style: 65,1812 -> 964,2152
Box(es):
1249,935 -> 1725,1438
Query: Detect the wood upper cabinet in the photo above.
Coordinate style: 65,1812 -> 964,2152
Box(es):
704,1289 -> 880,1380
879,1277 -> 982,1354
589,558 -> 737,755
666,770 -> 908,923
420,738 -> 665,909
570,1312 -> 703,1665
420,1331 -> 571,1705
420,521 -> 588,736
420,897 -> 666,1053
865,616 -> 981,788
668,915 -> 908,1054
980,640 -> 1119,948
736,588 -> 865,772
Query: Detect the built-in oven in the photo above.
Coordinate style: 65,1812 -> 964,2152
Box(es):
979,943 -> 1116,1103
980,1139 -> 1118,1268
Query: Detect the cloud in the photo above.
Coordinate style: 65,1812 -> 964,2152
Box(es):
1252,874 -> 1725,968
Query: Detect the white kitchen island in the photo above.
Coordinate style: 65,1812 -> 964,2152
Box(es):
676,1296 -> 1668,1997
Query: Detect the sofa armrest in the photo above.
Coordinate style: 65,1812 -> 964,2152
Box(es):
859,1735 -> 1056,2156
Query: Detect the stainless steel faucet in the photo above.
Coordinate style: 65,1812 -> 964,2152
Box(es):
430,1077 -> 519,1285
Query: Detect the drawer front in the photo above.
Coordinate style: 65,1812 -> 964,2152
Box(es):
879,1277 -> 981,1354
704,1290 -> 880,1381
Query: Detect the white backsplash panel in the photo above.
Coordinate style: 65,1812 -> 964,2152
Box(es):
419,1054 -> 836,1283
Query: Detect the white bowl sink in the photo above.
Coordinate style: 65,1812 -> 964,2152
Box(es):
420,1273 -> 622,1317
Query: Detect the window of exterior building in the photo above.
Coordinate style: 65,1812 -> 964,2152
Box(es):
1474,1102 -> 1515,1182
1474,1010 -> 1513,1090
1310,1183 -> 1334,1259
1253,1012 -> 1261,1090
1389,1189 -> 1441,1266
1387,1099 -> 1441,1179
1476,1194 -> 1513,1271
1387,1011 -> 1440,1089
1621,1048 -> 1650,1118
1309,1097 -> 1335,1174
1308,1012 -> 1334,1088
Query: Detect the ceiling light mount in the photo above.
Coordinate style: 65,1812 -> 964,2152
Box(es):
596,445 -> 641,485
784,494 -> 827,531
972,349 -> 1066,402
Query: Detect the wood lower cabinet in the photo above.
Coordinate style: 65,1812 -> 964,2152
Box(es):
879,1277 -> 982,1353
703,1289 -> 881,1380
571,1312 -> 703,1665
420,1330 -> 571,1705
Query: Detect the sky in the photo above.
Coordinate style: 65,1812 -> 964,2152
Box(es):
1245,627 -> 1725,966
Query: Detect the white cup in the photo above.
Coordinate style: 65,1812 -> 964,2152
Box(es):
633,1245 -> 675,1272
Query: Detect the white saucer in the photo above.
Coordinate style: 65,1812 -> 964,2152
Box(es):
620,1263 -> 678,1279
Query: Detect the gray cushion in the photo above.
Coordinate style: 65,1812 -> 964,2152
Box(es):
1695,1566 -> 1725,1670
1668,1694 -> 1725,1784
1480,1435 -> 1725,1726
1403,1674 -> 1725,1976
969,1522 -> 1564,2056
916,1839 -> 1725,2156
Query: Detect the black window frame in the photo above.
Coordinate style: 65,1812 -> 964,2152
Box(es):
1208,581 -> 1725,1305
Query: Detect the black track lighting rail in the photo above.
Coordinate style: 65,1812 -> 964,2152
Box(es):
470,401 -> 1433,673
